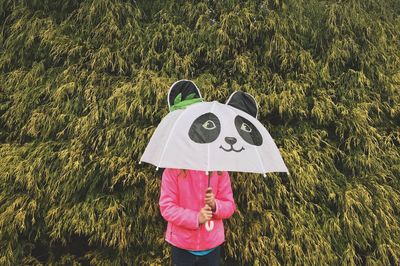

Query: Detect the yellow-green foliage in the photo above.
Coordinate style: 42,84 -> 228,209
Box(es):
0,0 -> 399,265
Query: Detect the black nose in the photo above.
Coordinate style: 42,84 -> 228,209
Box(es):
225,137 -> 237,145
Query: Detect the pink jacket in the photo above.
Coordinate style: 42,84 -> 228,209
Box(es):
159,168 -> 236,250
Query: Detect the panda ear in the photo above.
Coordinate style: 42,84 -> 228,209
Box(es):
167,80 -> 203,111
226,91 -> 258,118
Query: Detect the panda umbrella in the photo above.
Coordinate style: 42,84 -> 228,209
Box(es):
140,80 -> 289,231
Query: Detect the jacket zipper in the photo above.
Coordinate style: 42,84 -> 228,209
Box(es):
197,222 -> 201,249
197,172 -> 204,250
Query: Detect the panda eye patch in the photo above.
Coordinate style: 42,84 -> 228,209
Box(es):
234,115 -> 263,146
202,120 -> 216,130
240,123 -> 252,132
189,113 -> 221,143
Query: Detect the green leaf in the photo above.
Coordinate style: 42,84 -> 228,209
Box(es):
174,93 -> 182,105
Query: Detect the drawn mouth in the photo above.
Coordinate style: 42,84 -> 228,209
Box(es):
219,145 -> 245,153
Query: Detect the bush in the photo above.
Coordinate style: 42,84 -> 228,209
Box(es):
0,0 -> 399,265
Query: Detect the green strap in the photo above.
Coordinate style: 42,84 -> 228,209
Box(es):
170,98 -> 203,111
170,92 -> 203,111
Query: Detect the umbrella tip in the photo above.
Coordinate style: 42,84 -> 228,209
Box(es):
156,167 -> 159,171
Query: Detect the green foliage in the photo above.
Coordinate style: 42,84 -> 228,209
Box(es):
0,0 -> 399,265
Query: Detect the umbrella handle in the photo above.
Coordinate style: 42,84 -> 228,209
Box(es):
205,220 -> 214,231
205,172 -> 214,231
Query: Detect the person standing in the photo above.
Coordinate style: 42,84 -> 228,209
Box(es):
159,168 -> 236,266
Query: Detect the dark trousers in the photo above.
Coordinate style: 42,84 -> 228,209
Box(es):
171,245 -> 221,266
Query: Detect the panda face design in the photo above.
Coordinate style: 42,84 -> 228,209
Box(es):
140,80 -> 290,174
188,111 -> 263,153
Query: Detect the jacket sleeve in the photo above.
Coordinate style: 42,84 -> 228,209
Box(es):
213,171 -> 236,219
159,168 -> 200,230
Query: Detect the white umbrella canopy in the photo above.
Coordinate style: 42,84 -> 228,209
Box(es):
140,80 -> 289,176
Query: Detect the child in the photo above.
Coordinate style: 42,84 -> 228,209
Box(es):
159,168 -> 236,266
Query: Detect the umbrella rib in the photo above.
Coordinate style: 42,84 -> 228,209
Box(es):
254,146 -> 267,176
157,108 -> 190,168
207,101 -> 218,174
